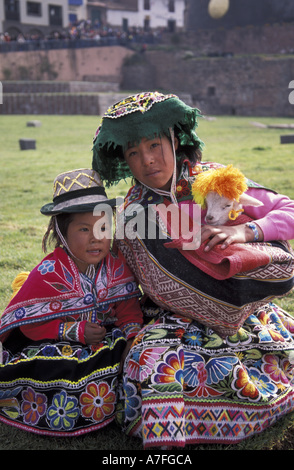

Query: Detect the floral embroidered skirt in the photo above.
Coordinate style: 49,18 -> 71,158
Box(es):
0,327 -> 126,436
118,302 -> 294,449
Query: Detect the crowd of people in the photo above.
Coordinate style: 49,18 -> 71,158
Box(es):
0,19 -> 161,49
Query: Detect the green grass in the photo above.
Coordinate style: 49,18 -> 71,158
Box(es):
0,114 -> 294,450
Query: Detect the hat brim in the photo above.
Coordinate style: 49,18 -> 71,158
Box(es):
40,198 -> 118,216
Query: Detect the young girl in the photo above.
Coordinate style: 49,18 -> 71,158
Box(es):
92,91 -> 294,448
0,168 -> 143,436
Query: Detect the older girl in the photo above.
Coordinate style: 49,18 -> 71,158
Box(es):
92,92 -> 294,449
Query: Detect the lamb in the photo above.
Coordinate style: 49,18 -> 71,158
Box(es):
191,164 -> 263,226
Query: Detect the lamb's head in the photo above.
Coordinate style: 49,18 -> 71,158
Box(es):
205,191 -> 263,226
191,164 -> 263,226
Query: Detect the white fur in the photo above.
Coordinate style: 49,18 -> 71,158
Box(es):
205,191 -> 263,226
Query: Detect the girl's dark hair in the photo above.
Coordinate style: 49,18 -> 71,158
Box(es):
173,126 -> 202,165
42,213 -> 74,253
117,127 -> 202,164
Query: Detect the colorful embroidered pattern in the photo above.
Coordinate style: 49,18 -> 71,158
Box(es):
118,304 -> 294,448
115,158 -> 294,448
105,92 -> 176,119
0,247 -> 140,341
0,247 -> 142,436
0,329 -> 125,435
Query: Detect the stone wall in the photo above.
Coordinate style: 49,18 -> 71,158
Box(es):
0,46 -> 133,82
0,93 -> 100,115
0,90 -> 130,115
122,52 -> 294,116
2,81 -> 119,93
181,23 -> 294,55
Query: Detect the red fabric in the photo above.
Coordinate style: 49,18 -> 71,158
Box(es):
174,240 -> 271,280
20,319 -> 62,341
161,203 -> 273,280
20,319 -> 87,344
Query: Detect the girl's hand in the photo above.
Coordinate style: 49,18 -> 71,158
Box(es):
201,223 -> 263,252
84,322 -> 106,345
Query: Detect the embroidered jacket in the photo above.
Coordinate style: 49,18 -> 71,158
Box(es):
0,247 -> 143,344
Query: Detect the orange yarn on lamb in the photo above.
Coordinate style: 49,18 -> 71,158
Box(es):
191,164 -> 248,208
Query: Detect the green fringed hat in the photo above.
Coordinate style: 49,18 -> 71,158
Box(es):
92,91 -> 204,187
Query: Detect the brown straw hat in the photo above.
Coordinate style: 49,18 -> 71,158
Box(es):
40,168 -> 117,216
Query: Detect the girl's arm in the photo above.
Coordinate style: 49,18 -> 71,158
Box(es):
20,319 -> 87,344
244,188 -> 294,241
114,296 -> 143,340
201,188 -> 294,250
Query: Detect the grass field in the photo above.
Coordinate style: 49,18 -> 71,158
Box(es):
0,113 -> 294,451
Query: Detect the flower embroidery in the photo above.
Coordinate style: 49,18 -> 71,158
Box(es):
14,307 -> 26,320
258,310 -> 286,342
247,367 -> 277,398
97,289 -> 108,300
276,310 -> 294,334
262,354 -> 290,386
268,310 -> 292,340
42,345 -> 56,357
139,347 -> 168,382
233,366 -> 259,401
84,293 -> 94,304
79,348 -> 90,360
183,330 -> 203,346
0,386 -> 22,408
21,387 -> 47,425
38,260 -> 55,275
124,381 -> 141,420
153,350 -> 184,388
47,391 -> 79,430
234,365 -> 277,401
176,179 -> 190,198
49,301 -> 62,311
126,282 -> 134,293
80,382 -> 116,422
61,345 -> 73,356
191,164 -> 203,175
246,311 -> 285,343
141,191 -> 162,206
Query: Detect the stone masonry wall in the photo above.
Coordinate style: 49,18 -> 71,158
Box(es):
179,23 -> 294,55
123,52 -> 294,116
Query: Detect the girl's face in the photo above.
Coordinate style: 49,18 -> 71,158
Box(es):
124,134 -> 178,191
66,212 -> 111,273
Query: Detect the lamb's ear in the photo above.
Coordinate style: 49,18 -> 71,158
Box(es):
239,192 -> 264,207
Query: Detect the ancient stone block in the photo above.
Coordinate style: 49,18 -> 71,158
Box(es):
19,139 -> 36,150
280,135 -> 294,144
